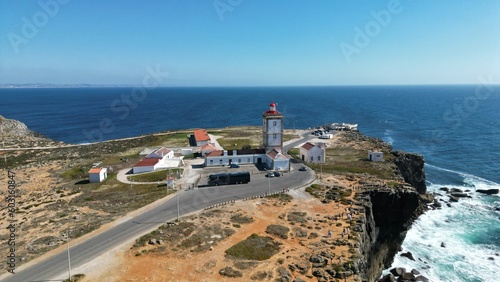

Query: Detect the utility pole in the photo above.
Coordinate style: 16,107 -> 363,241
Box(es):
67,228 -> 72,281
268,173 -> 271,195
176,191 -> 180,222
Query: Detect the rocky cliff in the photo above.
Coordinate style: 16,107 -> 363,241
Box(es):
355,186 -> 424,281
392,151 -> 427,194
0,115 -> 41,137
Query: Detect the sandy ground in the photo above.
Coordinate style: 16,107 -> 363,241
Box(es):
82,175 -> 361,282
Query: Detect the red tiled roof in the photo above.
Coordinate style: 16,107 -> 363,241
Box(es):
88,168 -> 103,174
267,149 -> 287,159
301,142 -> 315,151
206,150 -> 224,157
193,129 -> 210,142
134,158 -> 160,167
201,144 -> 217,151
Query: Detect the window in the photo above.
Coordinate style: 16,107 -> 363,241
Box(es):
210,160 -> 213,164
310,156 -> 313,162
219,159 -> 223,164
317,156 -> 321,161
273,121 -> 277,126
247,158 -> 250,162
238,159 -> 241,163
273,134 -> 277,139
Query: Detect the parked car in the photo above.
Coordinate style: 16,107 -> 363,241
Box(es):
273,171 -> 281,177
267,171 -> 275,178
299,166 -> 307,171
230,163 -> 240,168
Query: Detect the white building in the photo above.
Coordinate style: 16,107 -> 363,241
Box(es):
132,158 -> 162,174
300,142 -> 326,164
266,149 -> 290,171
368,151 -> 384,162
89,167 -> 107,183
205,149 -> 267,166
201,143 -> 219,157
204,102 -> 290,170
192,129 -> 210,146
133,147 -> 179,174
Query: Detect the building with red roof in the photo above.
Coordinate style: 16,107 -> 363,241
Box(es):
300,142 -> 326,164
88,167 -> 108,183
192,129 -> 211,146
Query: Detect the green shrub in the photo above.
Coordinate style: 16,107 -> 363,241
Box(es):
225,235 -> 280,260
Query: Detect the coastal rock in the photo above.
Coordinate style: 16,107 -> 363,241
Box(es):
450,192 -> 470,198
389,267 -> 406,277
400,251 -> 415,261
0,115 -> 42,137
357,187 -> 423,281
415,275 -> 430,282
477,189 -> 499,195
439,187 -> 449,192
378,273 -> 396,282
400,271 -> 415,280
449,196 -> 459,202
392,151 -> 427,194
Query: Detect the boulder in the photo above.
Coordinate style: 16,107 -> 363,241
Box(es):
439,187 -> 449,192
312,269 -> 327,278
477,189 -> 499,195
378,273 -> 395,282
449,188 -> 463,193
219,266 -> 242,278
390,267 -> 406,277
400,272 -> 415,280
441,242 -> 446,248
411,269 -> 420,275
335,270 -> 353,278
449,196 -> 459,202
400,251 -> 415,261
450,192 -> 470,198
309,254 -> 327,267
415,275 -> 430,282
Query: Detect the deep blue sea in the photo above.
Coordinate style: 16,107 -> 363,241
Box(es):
1,85 -> 499,281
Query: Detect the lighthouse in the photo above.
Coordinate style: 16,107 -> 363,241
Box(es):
262,101 -> 284,153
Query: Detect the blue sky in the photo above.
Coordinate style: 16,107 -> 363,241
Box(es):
1,0 -> 499,86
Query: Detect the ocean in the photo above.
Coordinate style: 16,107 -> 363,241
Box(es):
1,85 -> 499,281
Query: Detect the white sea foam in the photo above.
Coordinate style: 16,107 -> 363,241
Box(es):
383,129 -> 394,145
385,173 -> 500,282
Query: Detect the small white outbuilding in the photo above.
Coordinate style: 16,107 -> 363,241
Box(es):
368,151 -> 384,162
89,167 -> 108,183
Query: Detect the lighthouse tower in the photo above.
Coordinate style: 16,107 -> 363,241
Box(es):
262,102 -> 284,153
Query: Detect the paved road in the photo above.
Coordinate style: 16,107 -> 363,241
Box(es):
1,152 -> 315,281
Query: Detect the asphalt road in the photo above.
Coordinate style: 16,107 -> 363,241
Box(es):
1,163 -> 315,282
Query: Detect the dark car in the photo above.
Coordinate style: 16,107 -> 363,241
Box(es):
230,163 -> 240,168
299,166 -> 307,171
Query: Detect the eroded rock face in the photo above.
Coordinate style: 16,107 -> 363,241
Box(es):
392,151 -> 427,194
0,115 -> 39,137
357,187 -> 424,281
